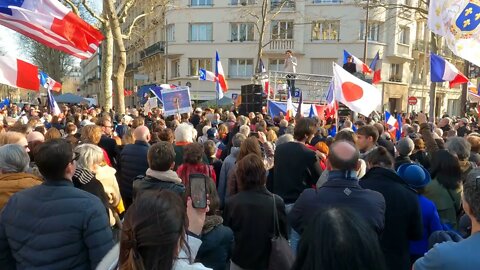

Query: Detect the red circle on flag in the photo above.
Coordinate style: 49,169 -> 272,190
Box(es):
342,82 -> 364,102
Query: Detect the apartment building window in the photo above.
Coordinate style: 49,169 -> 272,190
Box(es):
171,59 -> 180,78
359,22 -> 381,42
389,63 -> 402,82
189,58 -> 212,76
231,23 -> 254,41
313,0 -> 341,3
271,21 -> 293,40
167,24 -> 175,42
399,26 -> 410,44
230,0 -> 255,5
189,23 -> 213,41
269,59 -> 285,71
311,58 -> 337,76
271,0 -> 295,9
312,21 -> 340,41
229,59 -> 254,77
191,0 -> 213,6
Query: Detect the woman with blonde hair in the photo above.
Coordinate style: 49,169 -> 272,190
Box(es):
0,131 -> 29,152
73,143 -> 123,227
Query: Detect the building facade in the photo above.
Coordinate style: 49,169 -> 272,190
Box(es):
80,51 -> 102,105
120,0 -> 464,116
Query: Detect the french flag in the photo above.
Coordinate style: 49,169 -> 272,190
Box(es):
325,79 -> 338,119
285,88 -> 294,121
369,51 -> 382,84
39,71 -> 62,92
215,51 -> 228,99
343,50 -> 372,74
0,0 -> 104,59
259,58 -> 270,95
47,88 -> 60,115
0,55 -> 39,91
385,111 -> 398,132
430,53 -> 468,88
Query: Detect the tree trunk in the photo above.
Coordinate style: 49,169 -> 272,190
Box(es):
105,0 -> 126,115
101,16 -> 114,111
255,0 -> 268,73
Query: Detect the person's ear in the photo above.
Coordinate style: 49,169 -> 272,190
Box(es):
170,162 -> 175,170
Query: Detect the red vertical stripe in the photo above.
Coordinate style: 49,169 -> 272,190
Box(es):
50,12 -> 104,52
449,73 -> 469,88
16,59 -> 39,91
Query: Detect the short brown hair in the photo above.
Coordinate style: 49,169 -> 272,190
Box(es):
183,143 -> 204,164
357,125 -> 379,143
366,146 -> 394,168
158,128 -> 174,143
293,118 -> 316,141
204,140 -> 216,157
236,154 -> 266,191
65,123 -> 77,134
148,142 -> 176,171
467,135 -> 480,153
413,138 -> 425,150
80,125 -> 102,144
45,127 -> 62,141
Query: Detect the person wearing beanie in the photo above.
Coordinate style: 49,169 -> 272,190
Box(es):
397,163 -> 443,265
394,137 -> 414,170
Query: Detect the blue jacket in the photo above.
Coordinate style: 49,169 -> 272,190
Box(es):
119,140 -> 149,201
409,195 -> 443,256
414,232 -> 480,270
0,180 -> 114,270
196,221 -> 234,270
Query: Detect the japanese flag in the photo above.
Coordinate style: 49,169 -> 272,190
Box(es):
333,63 -> 381,116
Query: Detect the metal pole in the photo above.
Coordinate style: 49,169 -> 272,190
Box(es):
421,21 -> 428,113
363,0 -> 370,63
164,16 -> 169,84
461,60 -> 469,116
429,31 -> 437,122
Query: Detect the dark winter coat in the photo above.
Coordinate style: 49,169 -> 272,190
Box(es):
289,170 -> 386,235
0,179 -> 114,270
196,216 -> 234,270
224,186 -> 288,270
360,167 -> 423,270
119,140 -> 149,207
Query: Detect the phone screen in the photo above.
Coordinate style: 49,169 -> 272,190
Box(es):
189,174 -> 207,209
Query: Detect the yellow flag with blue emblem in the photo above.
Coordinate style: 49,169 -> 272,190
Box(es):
429,0 -> 480,67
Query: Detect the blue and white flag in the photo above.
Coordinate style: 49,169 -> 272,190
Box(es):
47,88 -> 60,115
199,68 -> 216,82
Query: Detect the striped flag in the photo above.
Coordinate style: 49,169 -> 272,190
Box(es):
369,51 -> 382,84
0,0 -> 104,59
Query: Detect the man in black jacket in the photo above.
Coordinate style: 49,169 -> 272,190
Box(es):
273,118 -> 322,205
289,140 -> 385,235
119,125 -> 151,209
0,139 -> 113,269
360,146 -> 423,270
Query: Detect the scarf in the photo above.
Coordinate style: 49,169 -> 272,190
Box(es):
73,168 -> 95,185
202,215 -> 223,234
146,169 -> 182,184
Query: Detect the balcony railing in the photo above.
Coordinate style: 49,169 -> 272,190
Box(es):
269,39 -> 294,50
140,42 -> 165,59
230,0 -> 256,5
271,0 -> 295,10
388,75 -> 402,83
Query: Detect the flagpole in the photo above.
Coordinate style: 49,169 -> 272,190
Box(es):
335,103 -> 339,134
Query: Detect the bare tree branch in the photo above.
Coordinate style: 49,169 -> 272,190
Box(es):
81,0 -> 105,23
122,13 -> 148,39
63,0 -> 80,15
118,0 -> 137,23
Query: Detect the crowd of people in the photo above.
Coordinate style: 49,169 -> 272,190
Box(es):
0,102 -> 479,270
